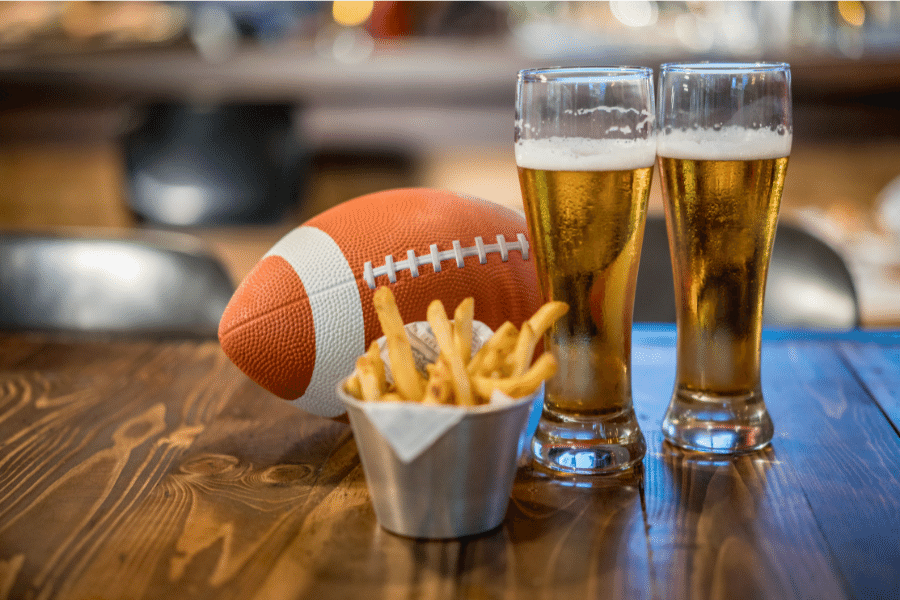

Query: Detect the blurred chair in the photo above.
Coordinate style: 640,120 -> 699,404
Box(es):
635,215 -> 860,329
123,103 -> 307,226
0,229 -> 235,337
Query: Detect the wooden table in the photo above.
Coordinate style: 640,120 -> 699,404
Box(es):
1,325 -> 898,599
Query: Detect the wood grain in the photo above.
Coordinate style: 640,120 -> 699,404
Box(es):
633,338 -> 848,600
0,332 -> 898,599
762,341 -> 900,599
840,341 -> 900,433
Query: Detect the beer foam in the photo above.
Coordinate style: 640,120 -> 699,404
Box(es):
657,127 -> 791,160
515,137 -> 656,171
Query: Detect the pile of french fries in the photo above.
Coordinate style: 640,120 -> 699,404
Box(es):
342,287 -> 568,406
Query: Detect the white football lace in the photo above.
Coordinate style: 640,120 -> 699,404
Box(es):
363,234 -> 530,289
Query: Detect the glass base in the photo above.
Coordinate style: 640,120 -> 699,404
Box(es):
531,406 -> 646,475
662,387 -> 774,454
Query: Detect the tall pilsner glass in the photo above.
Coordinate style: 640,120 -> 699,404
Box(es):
515,67 -> 654,474
658,63 -> 792,453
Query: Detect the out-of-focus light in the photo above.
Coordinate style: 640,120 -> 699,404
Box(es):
877,175 -> 900,236
837,1 -> 865,27
333,1 -> 374,27
723,15 -> 759,53
610,1 -> 657,28
675,14 -> 713,52
836,26 -> 865,59
190,4 -> 238,63
316,24 -> 374,63
867,1 -> 891,25
332,26 -> 374,63
711,2 -> 759,55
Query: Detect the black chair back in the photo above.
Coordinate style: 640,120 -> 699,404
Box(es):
635,215 -> 860,329
0,229 -> 235,337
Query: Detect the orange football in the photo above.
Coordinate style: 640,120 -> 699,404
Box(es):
218,188 -> 541,417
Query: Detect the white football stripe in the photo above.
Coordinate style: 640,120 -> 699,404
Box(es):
360,234 -> 530,289
265,226 -> 364,417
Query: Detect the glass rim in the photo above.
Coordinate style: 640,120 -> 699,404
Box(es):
518,66 -> 653,83
660,61 -> 790,74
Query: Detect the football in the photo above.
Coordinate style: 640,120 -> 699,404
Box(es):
218,188 -> 542,417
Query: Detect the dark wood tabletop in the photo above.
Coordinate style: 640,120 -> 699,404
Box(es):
0,325 -> 898,600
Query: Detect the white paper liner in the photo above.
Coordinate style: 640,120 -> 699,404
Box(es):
340,321 -> 539,463
353,389 -> 524,463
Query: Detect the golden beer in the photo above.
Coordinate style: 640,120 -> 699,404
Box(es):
657,61 -> 791,454
518,165 -> 653,417
516,65 -> 654,473
659,156 -> 788,399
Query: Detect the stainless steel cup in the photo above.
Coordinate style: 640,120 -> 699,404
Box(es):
337,383 -> 540,539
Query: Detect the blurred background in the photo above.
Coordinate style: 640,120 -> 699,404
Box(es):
1,1 -> 899,328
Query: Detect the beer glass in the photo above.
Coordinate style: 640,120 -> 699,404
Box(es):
657,63 -> 792,453
515,67 -> 654,474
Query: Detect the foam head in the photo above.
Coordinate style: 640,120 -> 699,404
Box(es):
657,126 -> 792,161
515,137 -> 656,171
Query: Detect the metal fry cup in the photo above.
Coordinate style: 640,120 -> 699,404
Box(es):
337,382 -> 541,539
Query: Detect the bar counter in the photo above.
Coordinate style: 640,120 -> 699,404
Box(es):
0,325 -> 898,599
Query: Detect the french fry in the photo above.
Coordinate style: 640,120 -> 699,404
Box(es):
366,341 -> 387,394
527,301 -> 569,338
467,321 -> 518,376
472,353 -> 557,400
344,342 -> 386,402
500,301 -> 567,381
452,297 -> 474,365
478,348 -> 504,377
355,355 -> 383,401
425,355 -> 448,378
351,292 -> 568,407
373,287 -> 424,401
423,357 -> 454,405
508,322 -> 538,377
426,299 -> 474,406
343,374 -> 363,399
